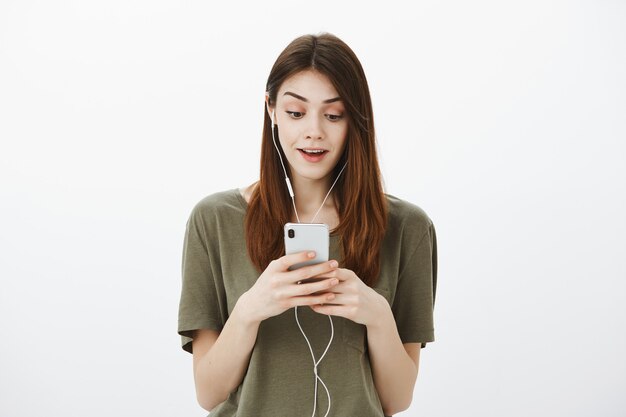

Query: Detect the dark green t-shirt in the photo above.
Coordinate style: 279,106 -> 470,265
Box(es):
178,188 -> 437,416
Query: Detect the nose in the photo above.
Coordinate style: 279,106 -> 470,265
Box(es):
305,112 -> 324,140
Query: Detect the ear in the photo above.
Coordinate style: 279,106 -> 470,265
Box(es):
265,92 -> 275,124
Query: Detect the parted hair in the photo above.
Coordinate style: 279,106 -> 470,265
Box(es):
244,32 -> 388,287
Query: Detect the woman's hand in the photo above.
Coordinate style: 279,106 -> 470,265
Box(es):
309,267 -> 389,327
238,251 -> 340,324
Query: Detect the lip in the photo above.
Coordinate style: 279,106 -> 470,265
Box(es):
298,148 -> 328,163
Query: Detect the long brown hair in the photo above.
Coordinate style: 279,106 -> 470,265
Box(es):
244,32 -> 388,287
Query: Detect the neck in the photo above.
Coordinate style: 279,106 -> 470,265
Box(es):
290,174 -> 337,222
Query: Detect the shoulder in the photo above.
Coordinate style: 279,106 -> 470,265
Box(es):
186,188 -> 244,228
192,189 -> 239,211
384,193 -> 435,246
385,193 -> 434,229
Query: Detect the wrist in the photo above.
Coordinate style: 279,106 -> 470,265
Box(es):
233,291 -> 262,328
367,292 -> 394,331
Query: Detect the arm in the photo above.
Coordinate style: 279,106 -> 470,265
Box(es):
310,275 -> 423,416
192,293 -> 260,411
368,219 -> 436,414
366,301 -> 421,416
191,255 -> 340,411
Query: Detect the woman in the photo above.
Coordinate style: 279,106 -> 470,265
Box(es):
178,32 -> 437,417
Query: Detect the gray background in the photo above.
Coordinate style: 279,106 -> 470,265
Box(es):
1,0 -> 624,416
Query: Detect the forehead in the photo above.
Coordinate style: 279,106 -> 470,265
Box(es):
277,70 -> 340,104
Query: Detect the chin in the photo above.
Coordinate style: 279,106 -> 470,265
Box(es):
289,166 -> 330,180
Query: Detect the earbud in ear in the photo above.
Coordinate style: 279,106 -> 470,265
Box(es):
271,110 -> 276,127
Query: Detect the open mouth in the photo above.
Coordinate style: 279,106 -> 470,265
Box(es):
298,148 -> 328,162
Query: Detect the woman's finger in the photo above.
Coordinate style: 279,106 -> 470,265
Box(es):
308,268 -> 339,280
291,277 -> 339,297
310,303 -> 346,317
289,292 -> 336,308
273,250 -> 317,272
285,259 -> 338,284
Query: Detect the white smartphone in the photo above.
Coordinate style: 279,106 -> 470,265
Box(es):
284,223 -> 329,274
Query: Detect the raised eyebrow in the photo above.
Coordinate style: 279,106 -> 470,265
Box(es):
283,91 -> 342,104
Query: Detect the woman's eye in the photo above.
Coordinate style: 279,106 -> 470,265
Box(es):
285,111 -> 343,121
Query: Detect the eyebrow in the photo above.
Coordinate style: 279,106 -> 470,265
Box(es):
283,91 -> 342,104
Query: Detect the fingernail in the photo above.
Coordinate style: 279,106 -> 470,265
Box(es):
308,251 -> 316,258
330,260 -> 338,268
330,279 -> 338,286
327,293 -> 335,300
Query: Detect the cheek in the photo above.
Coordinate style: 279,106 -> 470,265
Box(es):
277,123 -> 298,142
333,124 -> 349,147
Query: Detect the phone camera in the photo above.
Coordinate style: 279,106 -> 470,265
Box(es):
288,229 -> 295,238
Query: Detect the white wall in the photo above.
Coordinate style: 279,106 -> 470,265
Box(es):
1,1 -> 624,416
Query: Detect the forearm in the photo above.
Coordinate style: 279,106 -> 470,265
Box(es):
194,293 -> 259,410
366,301 -> 418,415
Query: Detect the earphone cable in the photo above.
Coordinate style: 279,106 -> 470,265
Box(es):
310,160 -> 347,224
295,306 -> 334,417
271,110 -> 344,417
271,121 -> 301,223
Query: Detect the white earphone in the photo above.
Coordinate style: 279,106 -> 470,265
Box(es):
268,104 -> 345,417
271,107 -> 297,200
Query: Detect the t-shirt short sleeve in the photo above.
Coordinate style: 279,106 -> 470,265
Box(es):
177,201 -> 227,354
392,219 -> 437,349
